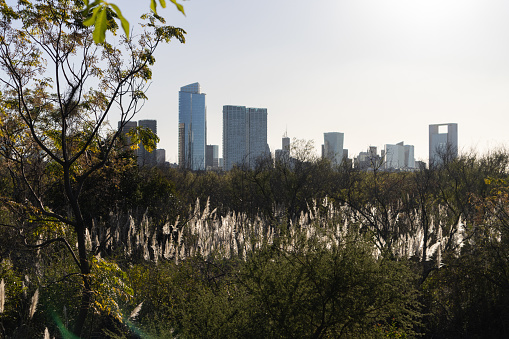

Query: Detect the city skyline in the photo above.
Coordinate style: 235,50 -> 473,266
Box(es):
118,0 -> 509,163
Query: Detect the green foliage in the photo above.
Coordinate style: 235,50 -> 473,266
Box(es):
124,232 -> 420,338
0,259 -> 26,331
90,256 -> 133,322
239,235 -> 420,338
82,0 -> 185,43
126,126 -> 160,153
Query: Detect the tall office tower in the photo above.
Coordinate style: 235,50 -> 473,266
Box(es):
137,119 -> 157,167
429,123 -> 458,166
275,134 -> 291,163
323,132 -> 344,165
248,107 -> 269,166
282,136 -> 290,152
223,105 -> 268,171
404,144 -> 415,169
384,141 -> 415,170
205,144 -> 219,169
179,82 -> 206,170
178,122 -> 185,167
156,149 -> 166,165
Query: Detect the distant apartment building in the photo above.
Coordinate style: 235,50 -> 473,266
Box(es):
429,123 -> 458,166
223,105 -> 268,171
137,120 -> 157,167
179,83 -> 207,170
323,132 -> 344,165
384,141 -> 415,170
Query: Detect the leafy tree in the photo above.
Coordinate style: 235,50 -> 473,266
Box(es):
240,238 -> 420,338
0,0 -> 184,335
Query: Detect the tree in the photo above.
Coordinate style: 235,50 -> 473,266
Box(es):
0,0 -> 184,335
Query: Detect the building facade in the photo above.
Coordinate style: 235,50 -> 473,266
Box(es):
323,132 -> 344,165
223,105 -> 268,171
275,135 -> 291,163
137,120 -> 157,167
179,83 -> 207,170
429,123 -> 458,166
205,144 -> 219,169
384,141 -> 415,170
156,149 -> 166,165
118,121 -> 137,152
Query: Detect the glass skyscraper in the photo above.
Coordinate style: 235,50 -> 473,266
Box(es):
323,132 -> 344,165
223,105 -> 268,171
178,83 -> 206,170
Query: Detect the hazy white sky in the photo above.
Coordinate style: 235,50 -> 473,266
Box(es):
122,0 -> 509,163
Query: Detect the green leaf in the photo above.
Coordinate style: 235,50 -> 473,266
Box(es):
169,0 -> 185,15
93,7 -> 107,43
159,0 -> 166,8
83,4 -> 102,27
110,3 -> 130,38
82,12 -> 96,27
150,0 -> 157,13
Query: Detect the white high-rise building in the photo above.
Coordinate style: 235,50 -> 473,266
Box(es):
223,105 -> 268,171
384,142 -> 415,170
429,123 -> 458,166
323,132 -> 344,165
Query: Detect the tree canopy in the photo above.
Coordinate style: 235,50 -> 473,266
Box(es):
82,0 -> 186,43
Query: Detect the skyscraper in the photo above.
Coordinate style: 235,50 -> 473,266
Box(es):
275,134 -> 291,163
137,120 -> 157,167
156,149 -> 166,165
205,144 -> 219,169
223,105 -> 268,171
323,132 -> 344,165
429,123 -> 458,166
179,83 -> 206,170
384,141 -> 415,170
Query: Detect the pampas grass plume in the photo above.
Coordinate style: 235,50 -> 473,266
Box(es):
29,288 -> 39,319
0,278 -> 5,313
129,302 -> 143,320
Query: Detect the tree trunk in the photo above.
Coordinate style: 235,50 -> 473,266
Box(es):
73,223 -> 92,337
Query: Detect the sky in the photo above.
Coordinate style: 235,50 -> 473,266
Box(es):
121,0 -> 509,164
